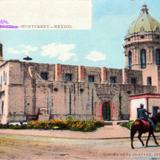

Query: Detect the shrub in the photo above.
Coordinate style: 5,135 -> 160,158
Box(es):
64,119 -> 104,132
83,120 -> 95,132
93,120 -> 105,128
27,121 -> 40,129
49,119 -> 66,129
0,118 -> 105,132
155,122 -> 160,132
121,120 -> 133,130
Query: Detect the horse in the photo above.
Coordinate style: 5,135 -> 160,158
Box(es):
130,112 -> 160,149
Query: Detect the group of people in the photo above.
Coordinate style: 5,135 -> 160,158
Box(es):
137,104 -> 155,129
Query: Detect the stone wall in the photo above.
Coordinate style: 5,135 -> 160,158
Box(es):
36,82 -> 100,120
123,68 -> 143,85
0,60 -> 157,123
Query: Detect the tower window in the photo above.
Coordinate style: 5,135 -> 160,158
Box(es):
110,76 -> 117,84
128,51 -> 132,69
140,35 -> 144,39
65,73 -> 72,81
40,72 -> 48,80
156,49 -> 160,65
131,77 -> 137,85
88,75 -> 95,83
147,77 -> 152,86
140,49 -> 146,68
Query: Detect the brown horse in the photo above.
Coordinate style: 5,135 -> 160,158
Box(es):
130,112 -> 160,149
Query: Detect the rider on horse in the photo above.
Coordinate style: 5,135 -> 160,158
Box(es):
138,104 -> 155,130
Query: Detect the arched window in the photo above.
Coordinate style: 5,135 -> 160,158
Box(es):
156,49 -> 160,65
128,51 -> 132,69
140,49 -> 146,68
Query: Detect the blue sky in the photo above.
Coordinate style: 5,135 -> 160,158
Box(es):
0,0 -> 160,68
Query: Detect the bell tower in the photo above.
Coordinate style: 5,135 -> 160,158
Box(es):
124,5 -> 160,89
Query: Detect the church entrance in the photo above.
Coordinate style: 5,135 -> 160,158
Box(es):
102,102 -> 111,121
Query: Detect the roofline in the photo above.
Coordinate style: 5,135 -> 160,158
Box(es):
0,59 -> 124,71
130,92 -> 160,98
0,59 -> 21,67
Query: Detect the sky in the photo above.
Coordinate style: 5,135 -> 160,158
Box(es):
0,0 -> 160,69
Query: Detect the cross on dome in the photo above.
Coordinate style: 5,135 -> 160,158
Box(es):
141,4 -> 149,14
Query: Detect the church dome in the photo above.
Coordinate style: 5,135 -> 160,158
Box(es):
128,5 -> 160,35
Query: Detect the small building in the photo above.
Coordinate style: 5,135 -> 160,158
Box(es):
129,93 -> 160,120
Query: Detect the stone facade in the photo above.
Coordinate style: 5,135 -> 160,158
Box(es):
0,60 -> 156,124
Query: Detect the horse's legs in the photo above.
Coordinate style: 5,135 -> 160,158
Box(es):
138,131 -> 144,146
151,132 -> 159,145
130,125 -> 137,149
146,132 -> 151,147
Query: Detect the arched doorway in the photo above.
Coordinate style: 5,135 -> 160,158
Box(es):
102,102 -> 111,121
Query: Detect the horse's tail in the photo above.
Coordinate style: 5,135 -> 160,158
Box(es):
130,120 -> 141,149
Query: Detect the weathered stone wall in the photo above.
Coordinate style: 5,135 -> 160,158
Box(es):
95,83 -> 156,120
24,82 -> 100,120
36,83 -> 49,112
8,61 -> 23,85
107,68 -> 122,84
84,67 -> 101,83
123,69 -> 143,85
55,64 -> 78,82
0,60 -> 157,123
8,85 -> 24,115
38,64 -> 55,81
0,62 -> 10,124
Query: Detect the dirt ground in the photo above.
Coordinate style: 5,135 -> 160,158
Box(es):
0,134 -> 160,160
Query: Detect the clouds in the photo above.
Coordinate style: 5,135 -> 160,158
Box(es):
41,43 -> 76,62
41,44 -> 107,62
85,51 -> 106,62
7,45 -> 38,56
6,43 -> 107,63
6,43 -> 77,62
7,48 -> 21,55
20,45 -> 38,56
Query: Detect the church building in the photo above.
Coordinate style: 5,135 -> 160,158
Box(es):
0,5 -> 160,124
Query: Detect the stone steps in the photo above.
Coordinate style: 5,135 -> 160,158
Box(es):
104,120 -> 129,126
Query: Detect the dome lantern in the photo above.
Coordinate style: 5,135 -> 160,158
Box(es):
141,4 -> 149,14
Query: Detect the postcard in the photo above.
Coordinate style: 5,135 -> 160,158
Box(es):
0,0 -> 160,159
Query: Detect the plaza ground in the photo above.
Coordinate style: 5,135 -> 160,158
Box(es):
0,125 -> 160,160
0,134 -> 160,160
